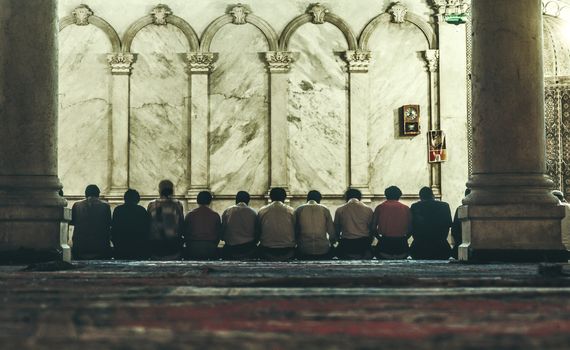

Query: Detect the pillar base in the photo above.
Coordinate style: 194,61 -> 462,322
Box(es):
458,204 -> 566,262
0,206 -> 71,263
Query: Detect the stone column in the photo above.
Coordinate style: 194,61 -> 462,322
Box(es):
107,53 -> 134,198
265,51 -> 293,195
0,0 -> 71,262
187,52 -> 215,201
424,49 -> 442,197
345,50 -> 371,199
459,0 -> 566,261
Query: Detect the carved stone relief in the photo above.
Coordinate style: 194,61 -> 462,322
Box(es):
151,4 -> 172,25
107,53 -> 135,74
72,4 -> 93,26
308,3 -> 328,24
389,2 -> 408,23
230,4 -> 250,25
344,50 -> 371,73
265,51 -> 294,73
187,52 -> 216,73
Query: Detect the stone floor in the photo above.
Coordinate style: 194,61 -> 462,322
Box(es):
2,260 -> 570,349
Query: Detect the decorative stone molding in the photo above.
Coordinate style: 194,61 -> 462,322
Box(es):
187,52 -> 216,73
424,49 -> 440,72
344,50 -> 371,73
107,53 -> 135,74
151,4 -> 172,25
230,4 -> 250,25
433,0 -> 470,22
308,3 -> 328,24
389,2 -> 408,23
265,51 -> 294,73
72,4 -> 93,26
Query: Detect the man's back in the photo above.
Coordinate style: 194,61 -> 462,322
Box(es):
71,197 -> 112,258
295,201 -> 336,255
410,199 -> 452,259
111,204 -> 150,259
373,200 -> 411,238
222,203 -> 257,246
184,206 -> 221,242
147,198 -> 184,241
258,201 -> 296,248
334,199 -> 374,240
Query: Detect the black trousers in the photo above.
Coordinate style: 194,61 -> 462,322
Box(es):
223,241 -> 258,260
375,236 -> 409,259
337,237 -> 373,260
259,246 -> 296,261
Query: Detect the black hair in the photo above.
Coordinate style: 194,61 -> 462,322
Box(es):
419,186 -> 435,201
345,188 -> 362,201
235,191 -> 250,205
158,179 -> 174,197
384,186 -> 402,200
270,187 -> 287,202
307,190 -> 322,203
197,191 -> 213,205
124,189 -> 140,204
85,184 -> 100,198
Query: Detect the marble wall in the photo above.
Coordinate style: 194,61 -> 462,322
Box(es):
57,0 -> 470,212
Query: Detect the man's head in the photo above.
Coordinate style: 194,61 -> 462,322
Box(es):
307,190 -> 322,203
197,191 -> 213,205
158,179 -> 174,197
345,188 -> 362,201
236,191 -> 250,205
553,190 -> 565,203
419,186 -> 435,201
85,184 -> 100,198
270,187 -> 287,202
384,186 -> 402,201
124,189 -> 140,205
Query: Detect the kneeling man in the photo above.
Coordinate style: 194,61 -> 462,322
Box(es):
294,190 -> 337,260
257,187 -> 296,261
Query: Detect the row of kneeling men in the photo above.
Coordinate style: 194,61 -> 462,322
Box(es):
70,181 -> 454,261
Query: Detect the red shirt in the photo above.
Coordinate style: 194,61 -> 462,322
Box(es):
372,200 -> 411,238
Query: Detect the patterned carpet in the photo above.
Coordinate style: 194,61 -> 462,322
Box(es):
2,261 -> 570,349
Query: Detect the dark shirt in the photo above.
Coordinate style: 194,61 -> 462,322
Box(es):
451,208 -> 462,259
184,206 -> 222,243
71,197 -> 112,259
111,203 -> 151,259
410,199 -> 452,259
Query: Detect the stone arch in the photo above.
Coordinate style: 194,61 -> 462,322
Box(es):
122,14 -> 199,53
199,14 -> 279,52
279,13 -> 358,51
59,13 -> 121,52
359,12 -> 437,50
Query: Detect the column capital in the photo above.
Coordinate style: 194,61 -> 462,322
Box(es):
432,0 -> 470,24
229,3 -> 250,25
186,52 -> 216,74
424,49 -> 440,72
151,4 -> 172,26
107,53 -> 135,74
389,2 -> 408,23
265,51 -> 294,73
71,4 -> 94,26
344,50 -> 371,73
308,3 -> 329,24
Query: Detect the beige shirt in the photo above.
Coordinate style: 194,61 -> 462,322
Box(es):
294,200 -> 337,255
334,198 -> 374,240
257,201 -> 296,248
222,202 -> 257,246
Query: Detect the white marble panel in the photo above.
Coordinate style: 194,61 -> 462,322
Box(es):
58,25 -> 112,195
130,24 -> 189,195
367,17 -> 431,195
288,23 -> 349,195
209,24 -> 269,196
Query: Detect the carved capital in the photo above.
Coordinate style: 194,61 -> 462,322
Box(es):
344,50 -> 371,73
389,2 -> 408,23
424,49 -> 440,72
72,4 -> 93,26
151,4 -> 172,25
230,4 -> 250,25
265,51 -> 294,73
308,3 -> 328,24
107,53 -> 135,74
187,52 -> 216,73
433,0 -> 470,23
